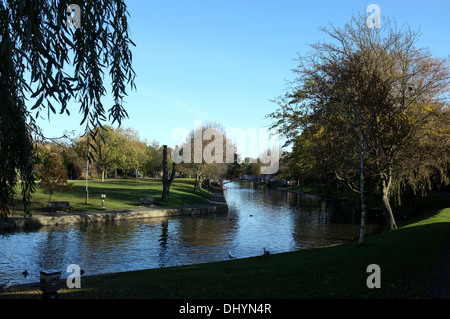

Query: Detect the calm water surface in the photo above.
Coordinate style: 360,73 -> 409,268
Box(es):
0,182 -> 385,286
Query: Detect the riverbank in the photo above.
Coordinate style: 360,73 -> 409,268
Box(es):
1,201 -> 449,299
278,184 -> 450,221
276,187 -> 348,204
1,190 -> 228,231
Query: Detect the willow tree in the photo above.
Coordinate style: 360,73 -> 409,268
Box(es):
270,14 -> 450,241
0,0 -> 135,218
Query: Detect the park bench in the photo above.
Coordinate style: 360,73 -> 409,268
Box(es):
140,197 -> 156,207
48,201 -> 73,213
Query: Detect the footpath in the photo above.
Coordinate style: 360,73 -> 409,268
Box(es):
2,191 -> 228,231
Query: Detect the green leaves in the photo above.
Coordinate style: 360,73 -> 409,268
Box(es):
0,0 -> 135,217
269,13 -> 450,228
38,152 -> 74,202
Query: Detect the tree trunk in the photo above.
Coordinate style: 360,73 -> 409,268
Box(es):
193,176 -> 198,191
358,148 -> 367,245
161,145 -> 176,201
381,174 -> 398,230
407,185 -> 421,216
85,159 -> 89,204
354,106 -> 367,245
101,169 -> 105,182
193,175 -> 202,191
198,177 -> 202,190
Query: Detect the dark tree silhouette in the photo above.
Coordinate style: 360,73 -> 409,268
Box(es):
0,1 -> 135,218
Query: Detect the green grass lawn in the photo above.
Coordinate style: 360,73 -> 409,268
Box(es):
2,195 -> 449,299
10,178 -> 211,215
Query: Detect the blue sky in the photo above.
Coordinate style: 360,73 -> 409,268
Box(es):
34,0 -> 450,157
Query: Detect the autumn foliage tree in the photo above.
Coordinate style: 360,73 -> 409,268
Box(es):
38,153 -> 74,202
270,14 -> 450,242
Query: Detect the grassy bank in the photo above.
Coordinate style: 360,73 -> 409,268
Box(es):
10,178 -> 211,215
2,196 -> 449,299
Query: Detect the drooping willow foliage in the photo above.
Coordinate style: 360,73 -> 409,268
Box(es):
0,0 -> 136,218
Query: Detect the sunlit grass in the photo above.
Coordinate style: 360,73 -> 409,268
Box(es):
11,178 -> 211,215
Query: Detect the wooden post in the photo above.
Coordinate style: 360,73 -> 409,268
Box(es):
161,145 -> 176,201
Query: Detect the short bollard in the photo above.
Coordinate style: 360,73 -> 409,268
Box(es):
40,271 -> 61,299
100,194 -> 106,207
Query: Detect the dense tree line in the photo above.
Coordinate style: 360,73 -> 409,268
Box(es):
33,122 -> 257,199
35,126 -> 168,182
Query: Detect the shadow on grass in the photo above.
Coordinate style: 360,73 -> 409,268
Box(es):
2,216 -> 448,299
10,179 -> 211,215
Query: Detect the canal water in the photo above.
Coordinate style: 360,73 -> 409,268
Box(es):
0,182 -> 385,286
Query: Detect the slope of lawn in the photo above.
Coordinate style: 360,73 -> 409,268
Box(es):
10,178 -> 211,215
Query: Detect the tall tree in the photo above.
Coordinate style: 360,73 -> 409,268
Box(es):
99,127 -> 128,181
176,122 -> 232,191
123,128 -> 149,179
144,141 -> 165,178
74,126 -> 126,181
0,0 -> 135,218
38,152 -> 74,202
270,14 -> 450,240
